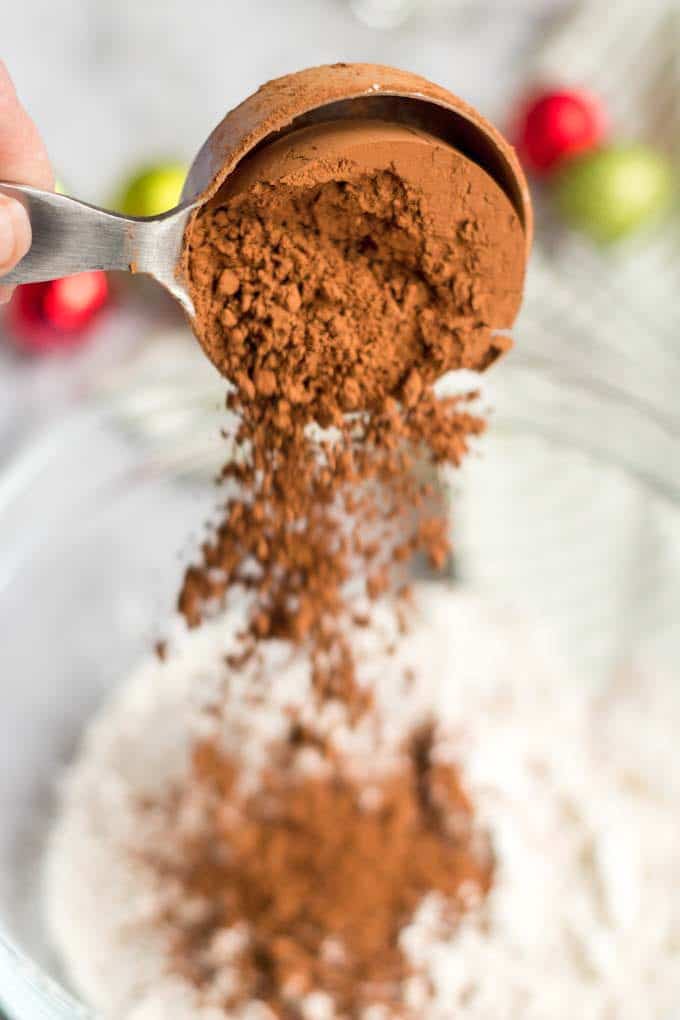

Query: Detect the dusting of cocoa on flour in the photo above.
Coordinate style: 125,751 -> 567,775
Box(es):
150,727 -> 492,1018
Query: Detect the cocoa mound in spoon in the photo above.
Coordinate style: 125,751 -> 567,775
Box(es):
187,117 -> 526,423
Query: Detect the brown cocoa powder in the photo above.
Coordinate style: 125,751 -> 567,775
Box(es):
188,119 -> 524,415
166,98 -> 526,1013
180,122 -> 521,695
151,727 -> 492,1018
178,385 -> 482,708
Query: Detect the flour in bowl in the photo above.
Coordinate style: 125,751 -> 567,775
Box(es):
44,584 -> 680,1019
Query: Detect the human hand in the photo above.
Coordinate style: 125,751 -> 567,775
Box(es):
0,61 -> 53,303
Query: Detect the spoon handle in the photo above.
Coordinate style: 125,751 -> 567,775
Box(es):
0,183 -> 197,317
0,184 -> 140,284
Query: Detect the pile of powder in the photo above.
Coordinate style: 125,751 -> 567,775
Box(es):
180,119 -> 523,701
188,120 -> 524,417
45,585 -> 680,1019
166,730 -> 490,1017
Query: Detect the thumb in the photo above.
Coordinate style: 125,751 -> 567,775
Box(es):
0,61 -> 53,303
0,192 -> 31,277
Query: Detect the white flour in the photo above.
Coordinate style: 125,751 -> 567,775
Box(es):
44,585 -> 680,1020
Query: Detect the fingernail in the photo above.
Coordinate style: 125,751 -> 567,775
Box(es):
0,194 -> 31,277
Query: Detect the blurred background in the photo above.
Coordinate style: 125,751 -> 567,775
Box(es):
0,0 -> 678,678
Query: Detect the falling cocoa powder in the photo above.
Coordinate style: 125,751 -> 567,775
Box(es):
150,727 -> 492,1018
179,386 -> 482,707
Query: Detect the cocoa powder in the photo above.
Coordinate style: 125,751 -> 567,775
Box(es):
180,121 -> 521,694
168,95 -> 526,1013
178,385 -> 482,708
151,727 -> 492,1018
188,119 -> 524,416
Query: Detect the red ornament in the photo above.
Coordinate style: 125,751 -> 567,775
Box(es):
5,271 -> 109,353
514,87 -> 607,176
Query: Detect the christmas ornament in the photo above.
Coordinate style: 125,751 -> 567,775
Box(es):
515,88 -> 606,176
555,143 -> 674,244
116,162 -> 187,217
6,271 -> 109,353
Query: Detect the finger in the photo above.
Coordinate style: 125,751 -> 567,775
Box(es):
0,62 -> 52,303
0,60 -> 53,190
0,193 -> 31,303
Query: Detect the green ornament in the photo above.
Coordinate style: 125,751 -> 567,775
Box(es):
555,144 -> 674,244
116,162 -> 187,217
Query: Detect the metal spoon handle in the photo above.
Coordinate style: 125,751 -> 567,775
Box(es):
0,183 -> 196,316
0,184 -> 141,283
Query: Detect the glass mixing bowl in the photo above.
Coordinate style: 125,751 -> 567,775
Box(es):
0,354 -> 677,1019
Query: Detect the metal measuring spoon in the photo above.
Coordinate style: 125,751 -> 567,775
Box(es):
0,64 -> 532,331
0,183 -> 198,315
